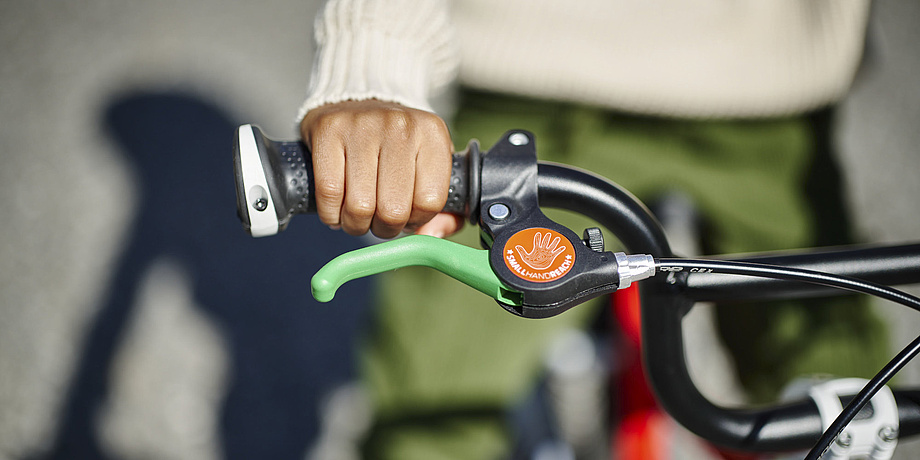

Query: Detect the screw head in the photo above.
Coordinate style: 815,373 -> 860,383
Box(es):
489,203 -> 511,220
508,132 -> 529,146
835,431 -> 852,448
253,198 -> 268,212
879,426 -> 899,443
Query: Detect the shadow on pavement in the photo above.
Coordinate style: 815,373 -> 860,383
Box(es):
40,91 -> 371,459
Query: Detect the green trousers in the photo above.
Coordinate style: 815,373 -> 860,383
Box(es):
359,90 -> 889,459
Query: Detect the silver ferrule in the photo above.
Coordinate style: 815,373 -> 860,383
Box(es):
614,253 -> 656,289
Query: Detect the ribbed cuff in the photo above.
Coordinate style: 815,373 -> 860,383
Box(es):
297,29 -> 435,123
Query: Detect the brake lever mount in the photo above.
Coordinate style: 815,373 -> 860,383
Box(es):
477,130 -> 624,318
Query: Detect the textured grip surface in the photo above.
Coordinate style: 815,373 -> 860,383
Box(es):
442,152 -> 468,215
273,141 -> 314,221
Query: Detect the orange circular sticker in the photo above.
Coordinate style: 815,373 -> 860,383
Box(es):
503,228 -> 576,283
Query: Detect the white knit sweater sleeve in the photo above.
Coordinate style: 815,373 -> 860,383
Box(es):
296,0 -> 459,121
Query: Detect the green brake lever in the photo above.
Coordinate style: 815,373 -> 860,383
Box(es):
311,235 -> 524,306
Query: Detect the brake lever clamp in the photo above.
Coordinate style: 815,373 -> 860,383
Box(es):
478,130 -> 650,319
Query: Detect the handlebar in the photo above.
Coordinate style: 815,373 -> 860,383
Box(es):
232,124 -> 920,454
528,162 -> 920,452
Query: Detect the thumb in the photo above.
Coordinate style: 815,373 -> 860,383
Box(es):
414,213 -> 465,239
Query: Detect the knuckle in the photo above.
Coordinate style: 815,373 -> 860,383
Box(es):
344,198 -> 376,221
414,192 -> 445,214
308,118 -> 347,145
352,109 -> 384,131
375,202 -> 411,227
382,109 -> 414,139
420,112 -> 447,132
314,178 -> 344,202
325,114 -> 354,137
309,110 -> 341,130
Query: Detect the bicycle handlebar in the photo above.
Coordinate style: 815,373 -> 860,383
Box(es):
535,161 -> 920,452
232,125 -> 920,454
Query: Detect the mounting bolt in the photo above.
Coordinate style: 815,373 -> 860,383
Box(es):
253,198 -> 268,212
879,425 -> 898,443
489,203 -> 511,220
509,132 -> 529,146
835,431 -> 852,449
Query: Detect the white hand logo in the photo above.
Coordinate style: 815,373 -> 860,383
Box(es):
515,231 -> 566,270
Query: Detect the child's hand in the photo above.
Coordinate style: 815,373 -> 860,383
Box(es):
301,99 -> 460,239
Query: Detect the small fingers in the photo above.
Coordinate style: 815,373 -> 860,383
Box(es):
340,137 -> 379,236
307,118 -> 346,230
406,117 -> 452,230
305,105 -> 382,236
373,123 -> 416,238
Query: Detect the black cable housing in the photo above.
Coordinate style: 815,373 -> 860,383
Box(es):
656,258 -> 920,314
656,257 -> 920,458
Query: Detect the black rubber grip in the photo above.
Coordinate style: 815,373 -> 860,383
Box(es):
442,152 -> 468,215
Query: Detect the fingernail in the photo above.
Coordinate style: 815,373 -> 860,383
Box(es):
328,224 -> 341,231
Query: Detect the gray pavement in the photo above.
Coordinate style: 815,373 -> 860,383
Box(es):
1,1 -> 919,459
